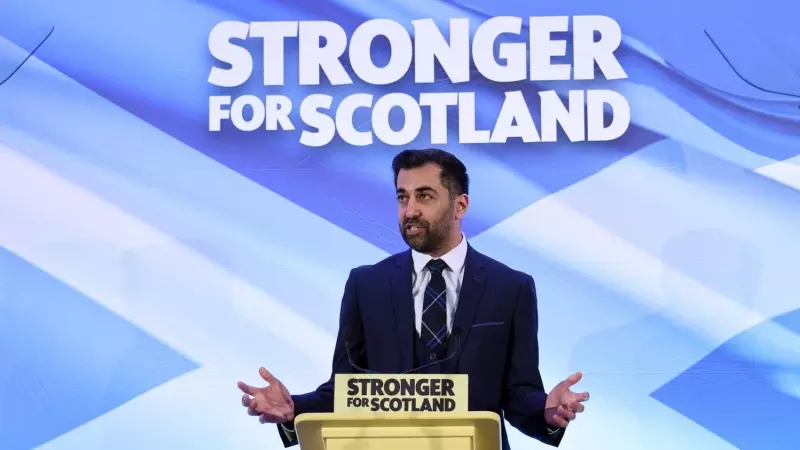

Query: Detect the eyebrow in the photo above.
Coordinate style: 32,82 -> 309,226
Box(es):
397,186 -> 436,194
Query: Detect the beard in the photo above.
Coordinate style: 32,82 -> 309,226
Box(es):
400,209 -> 453,254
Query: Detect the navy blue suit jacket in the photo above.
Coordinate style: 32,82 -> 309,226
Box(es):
279,244 -> 564,449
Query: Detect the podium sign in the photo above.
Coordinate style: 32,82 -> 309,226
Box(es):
334,374 -> 469,413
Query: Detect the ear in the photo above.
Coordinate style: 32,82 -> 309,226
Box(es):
454,194 -> 469,219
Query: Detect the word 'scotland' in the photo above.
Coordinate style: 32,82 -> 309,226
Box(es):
208,16 -> 631,147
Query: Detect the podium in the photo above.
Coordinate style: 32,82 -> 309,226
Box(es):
290,373 -> 498,450
294,411 -> 501,450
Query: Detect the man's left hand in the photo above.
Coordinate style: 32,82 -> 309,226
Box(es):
544,371 -> 590,428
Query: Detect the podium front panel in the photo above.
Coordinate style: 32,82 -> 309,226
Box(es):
294,412 -> 501,450
323,425 -> 474,450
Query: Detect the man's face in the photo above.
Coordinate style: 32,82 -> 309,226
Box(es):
396,163 -> 467,254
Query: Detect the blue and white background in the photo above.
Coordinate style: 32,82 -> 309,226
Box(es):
1,0 -> 799,449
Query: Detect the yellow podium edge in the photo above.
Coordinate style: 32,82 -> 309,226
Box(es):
294,411 -> 502,450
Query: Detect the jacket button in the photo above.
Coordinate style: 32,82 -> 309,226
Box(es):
429,353 -> 436,360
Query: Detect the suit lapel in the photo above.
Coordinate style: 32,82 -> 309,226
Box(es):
388,250 -> 415,372
451,245 -> 487,366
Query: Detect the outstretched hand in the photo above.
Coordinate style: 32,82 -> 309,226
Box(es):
238,367 -> 295,424
545,372 -> 590,428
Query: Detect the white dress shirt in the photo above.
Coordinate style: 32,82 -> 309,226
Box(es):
410,232 -> 468,336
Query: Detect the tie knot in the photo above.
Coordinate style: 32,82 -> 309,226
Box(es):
425,259 -> 449,275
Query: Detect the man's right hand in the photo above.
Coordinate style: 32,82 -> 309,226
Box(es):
238,367 -> 295,424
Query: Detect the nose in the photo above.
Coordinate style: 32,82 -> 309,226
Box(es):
403,199 -> 421,218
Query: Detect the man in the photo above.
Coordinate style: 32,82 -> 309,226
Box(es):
238,148 -> 589,449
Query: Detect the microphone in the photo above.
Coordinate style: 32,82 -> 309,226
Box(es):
401,326 -> 462,374
342,325 -> 379,374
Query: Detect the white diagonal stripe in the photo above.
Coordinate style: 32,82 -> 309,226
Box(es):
422,290 -> 446,314
0,143 -> 333,372
0,35 -> 390,315
476,148 -> 800,373
755,159 -> 800,191
420,321 -> 443,345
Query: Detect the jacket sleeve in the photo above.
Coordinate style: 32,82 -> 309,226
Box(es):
276,267 -> 366,447
501,274 -> 565,447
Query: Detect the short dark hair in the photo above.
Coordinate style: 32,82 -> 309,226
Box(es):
391,148 -> 469,197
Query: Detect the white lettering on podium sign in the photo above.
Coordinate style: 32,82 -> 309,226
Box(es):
334,374 -> 468,413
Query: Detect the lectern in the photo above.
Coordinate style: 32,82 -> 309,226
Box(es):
292,373 -> 501,450
294,411 -> 501,450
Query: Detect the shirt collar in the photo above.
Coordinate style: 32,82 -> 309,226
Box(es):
411,232 -> 468,275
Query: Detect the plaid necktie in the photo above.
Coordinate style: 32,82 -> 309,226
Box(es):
421,259 -> 449,349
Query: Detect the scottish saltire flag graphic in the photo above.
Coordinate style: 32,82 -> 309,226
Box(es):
1,0 -> 799,449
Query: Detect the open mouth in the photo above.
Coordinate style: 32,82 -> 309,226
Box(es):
405,223 -> 425,235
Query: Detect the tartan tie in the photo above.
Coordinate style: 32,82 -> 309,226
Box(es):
421,259 -> 449,349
